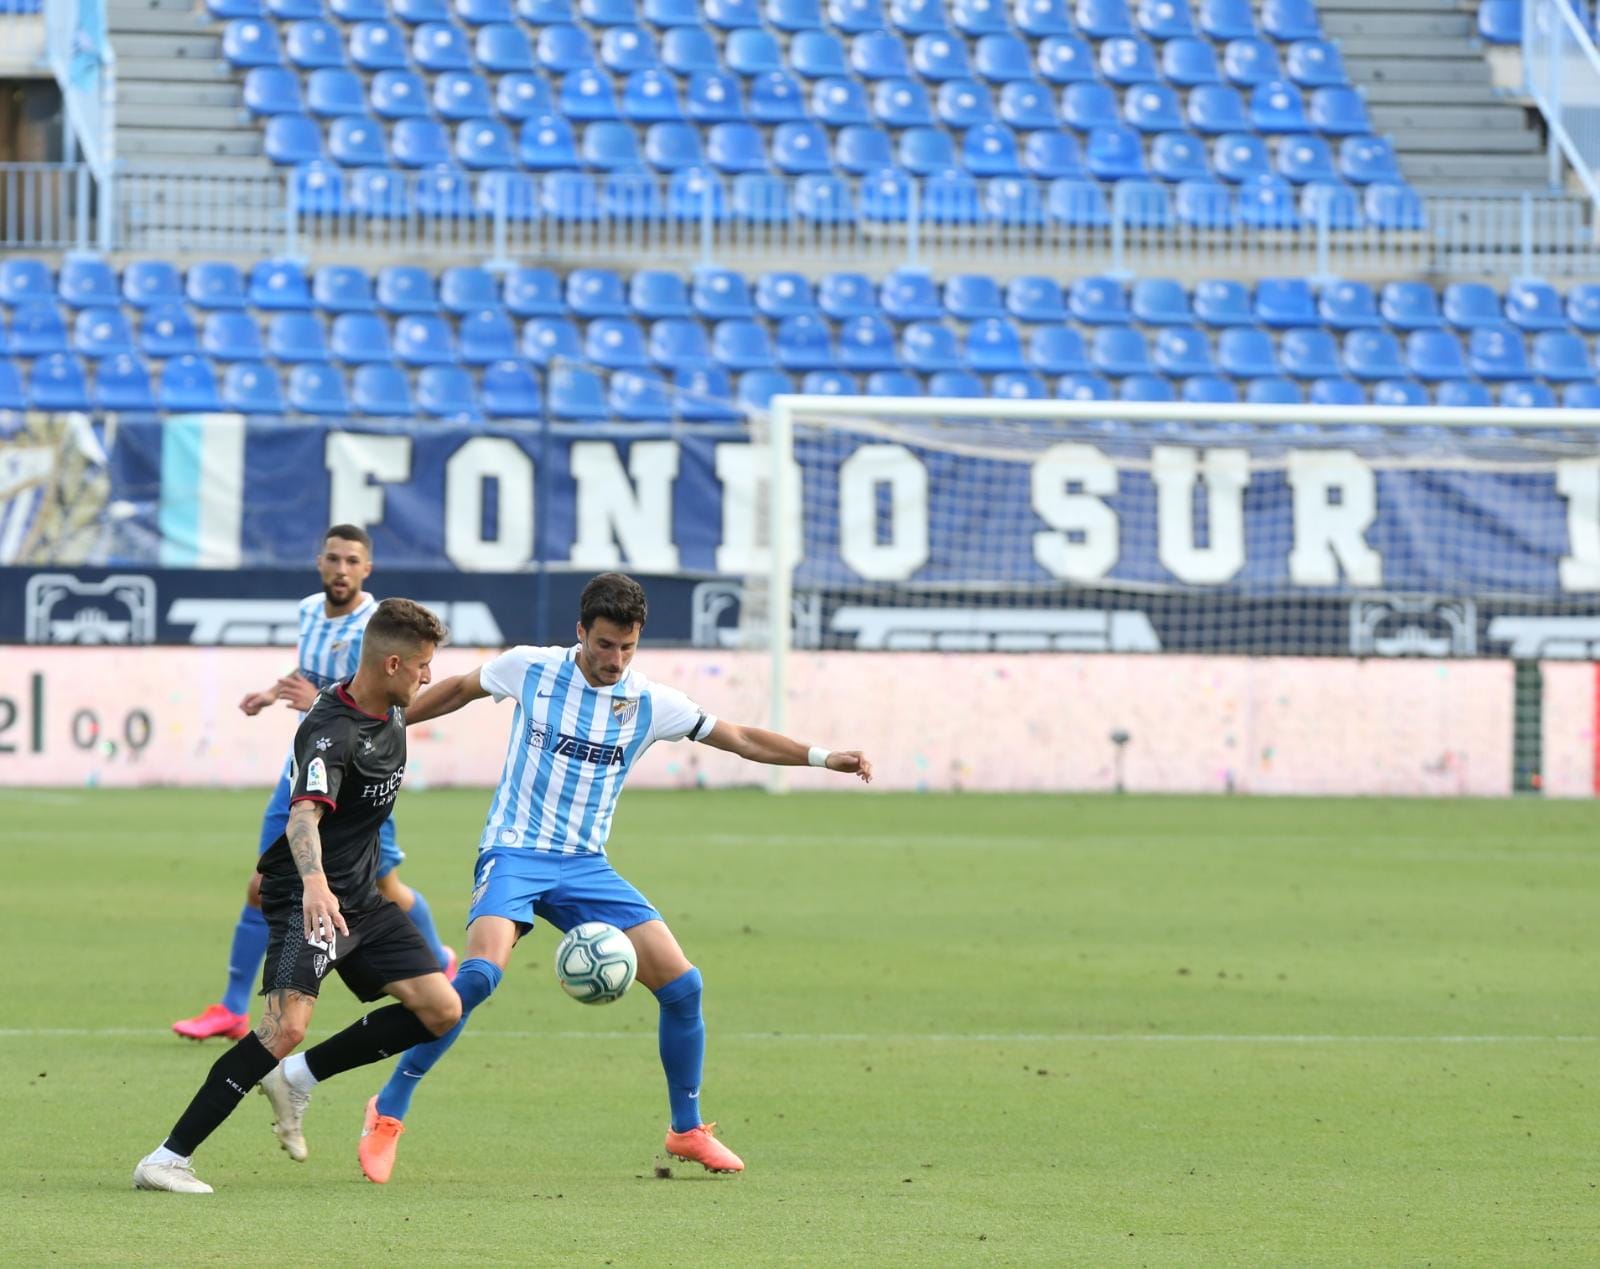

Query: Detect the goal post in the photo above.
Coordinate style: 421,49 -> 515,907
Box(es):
757,395 -> 1600,792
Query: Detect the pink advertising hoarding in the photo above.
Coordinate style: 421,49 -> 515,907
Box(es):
0,647 -> 1514,796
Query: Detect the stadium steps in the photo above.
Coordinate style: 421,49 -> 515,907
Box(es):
110,0 -> 272,174
1320,0 -> 1555,189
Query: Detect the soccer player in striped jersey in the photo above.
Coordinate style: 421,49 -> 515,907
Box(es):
171,526 -> 455,1043
339,572 -> 871,1183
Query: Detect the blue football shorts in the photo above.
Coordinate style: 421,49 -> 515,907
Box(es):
257,755 -> 404,877
467,848 -> 660,935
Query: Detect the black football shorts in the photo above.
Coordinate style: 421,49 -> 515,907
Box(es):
260,892 -> 440,1002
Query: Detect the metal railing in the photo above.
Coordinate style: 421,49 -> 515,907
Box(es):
8,162 -> 1600,280
1526,0 -> 1600,207
39,0 -> 115,250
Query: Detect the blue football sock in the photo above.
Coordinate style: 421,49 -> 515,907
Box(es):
653,967 -> 705,1134
403,888 -> 450,970
221,904 -> 269,1015
374,957 -> 503,1122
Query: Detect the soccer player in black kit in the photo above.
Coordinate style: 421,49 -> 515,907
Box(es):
133,599 -> 462,1194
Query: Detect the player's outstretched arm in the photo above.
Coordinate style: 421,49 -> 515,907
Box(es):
700,721 -> 873,783
404,667 -> 491,726
239,681 -> 282,716
286,800 -> 348,939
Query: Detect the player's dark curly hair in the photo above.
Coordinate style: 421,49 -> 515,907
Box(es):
364,598 -> 449,658
324,523 -> 372,552
580,573 -> 648,630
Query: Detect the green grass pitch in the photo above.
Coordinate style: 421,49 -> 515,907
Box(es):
2,787 -> 1596,1265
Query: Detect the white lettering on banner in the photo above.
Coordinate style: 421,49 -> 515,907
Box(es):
325,433 -> 413,536
713,443 -> 803,575
831,605 -> 1161,651
837,444 -> 930,582
165,599 -> 504,645
1030,443 -> 1119,581
1556,458 -> 1600,591
1286,450 -> 1382,587
444,438 -> 534,571
569,440 -> 681,572
1152,447 -> 1250,585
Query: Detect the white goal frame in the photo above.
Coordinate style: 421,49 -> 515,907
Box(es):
762,394 -> 1600,791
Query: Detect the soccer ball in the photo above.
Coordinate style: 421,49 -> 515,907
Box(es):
554,922 -> 638,1005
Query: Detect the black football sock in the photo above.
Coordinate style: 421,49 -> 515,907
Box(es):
164,1032 -> 279,1156
301,1004 -> 436,1082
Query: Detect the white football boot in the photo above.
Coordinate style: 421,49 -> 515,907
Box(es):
259,1065 -> 311,1162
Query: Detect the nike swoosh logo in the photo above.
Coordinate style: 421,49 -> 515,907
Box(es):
537,690 -> 556,698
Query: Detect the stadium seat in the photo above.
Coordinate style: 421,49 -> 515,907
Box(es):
1194,280 -> 1252,327
501,267 -> 561,318
286,19 -> 346,69
1182,374 -> 1238,403
1015,0 -> 1070,34
898,127 -> 954,174
561,268 -> 625,319
394,314 -> 457,364
1120,373 -> 1174,402
1060,83 -> 1116,133
1126,85 -> 1183,132
562,69 -> 621,121
496,73 -> 556,121
1364,182 -> 1424,230
852,31 -> 911,79
458,310 -> 518,364
732,368 -> 789,410
436,71 -> 495,121
1017,130 -> 1080,179
1253,82 -> 1310,135
964,123 -> 1024,176
1499,380 -> 1555,409
306,68 -> 364,118
1188,84 -> 1248,134
1532,331 -> 1592,381
977,34 -> 1036,82
608,368 -> 674,419
966,317 -> 1027,371
583,0 -> 639,22
1017,324 -> 1084,374
666,167 -> 728,220
118,262 -> 178,311
828,124 -> 888,175
395,0 -> 450,20
583,316 -> 649,368
864,370 -> 922,396
937,79 -> 995,127
1561,382 -> 1600,408
72,309 -> 134,358
1100,36 -> 1159,86
93,354 -> 156,412
641,0 -> 697,21
3,303 -> 64,357
771,0 -> 825,26
1077,0 -> 1133,37
1568,284 -> 1600,333
477,23 -> 534,72
478,360 -> 541,417
689,267 -> 754,320
934,274 -> 997,321
1339,136 -> 1401,185
222,362 -> 286,414
998,276 -> 1064,324
1091,325 -> 1150,375
1161,38 -> 1218,90
624,271 -> 689,320
1224,37 -> 1280,87
1128,278 -> 1189,326
1319,281 -> 1381,330
393,118 -> 452,167
472,170 -> 537,221
349,20 -> 408,70
1299,180 -> 1363,229
1478,0 -> 1521,44
727,28 -> 784,75
368,70 -> 426,119
601,26 -> 659,73
772,121 -> 831,173
623,70 -> 685,122
1056,372 -> 1113,400
327,116 -> 388,166
157,355 -> 223,412
1174,177 -> 1236,227
246,66 -> 304,116
1309,86 -> 1369,136
1442,283 -> 1503,330
750,71 -> 806,122
28,352 -> 94,412
138,304 -> 199,358
1263,0 -> 1319,40
647,317 -> 712,368
1246,376 -> 1300,404
1307,376 -> 1362,405
1505,281 -> 1567,332
639,122 -> 700,170
416,366 -> 483,419
879,270 -> 941,321
1152,132 -> 1210,181
248,259 -> 313,311
453,120 -> 515,168
711,318 -> 776,370
1140,0 -> 1193,36
223,18 -> 284,68
1153,326 -> 1214,375
1467,325 -> 1528,380
913,33 -> 969,82
1341,328 -> 1403,380
1036,35 -> 1095,85
814,272 -> 875,320
1086,125 -> 1148,179
1279,327 -> 1340,377
1214,133 -> 1270,182
706,122 -> 767,172
519,115 -> 579,168
812,77 -> 870,127
999,81 -> 1059,130
838,314 -> 901,368
1405,329 -> 1468,381
1254,278 -> 1316,328
268,312 -> 331,362
183,262 -> 246,311
581,120 -> 642,168
993,370 -> 1049,399
954,0 -> 1010,32
775,313 -> 838,369
538,23 -> 596,73
203,311 -> 265,361
58,256 -> 118,309
983,177 -> 1045,224
521,316 -> 582,365
264,114 -> 324,165
685,71 -> 746,124
1286,39 -> 1345,89
791,30 -> 849,78
1218,327 -> 1278,377
670,366 -> 737,419
1371,378 -> 1426,407
914,368 -> 977,396
312,266 -> 375,314
350,364 -> 410,416
1200,0 -> 1254,37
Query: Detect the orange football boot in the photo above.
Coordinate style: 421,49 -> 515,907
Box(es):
359,1096 -> 405,1184
664,1123 -> 744,1173
171,1004 -> 250,1041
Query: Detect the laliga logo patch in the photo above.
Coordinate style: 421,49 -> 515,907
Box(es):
610,698 -> 638,725
306,757 -> 329,794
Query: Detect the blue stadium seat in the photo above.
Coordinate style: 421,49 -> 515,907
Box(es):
1154,325 -> 1214,375
248,259 -> 312,311
1130,277 -> 1191,325
1286,40 -> 1345,89
1162,37 -> 1219,88
416,365 -> 483,420
646,122 -> 704,169
412,168 -> 474,218
1015,0 -> 1070,33
832,124 -> 890,174
520,114 -> 579,168
538,24 -> 596,73
562,267 -> 625,318
648,317 -> 713,368
474,170 -> 538,220
1214,132 -> 1270,182
790,171 -> 848,221
851,166 -> 907,220
938,79 -> 995,126
727,28 -> 784,74
1173,177 -> 1235,227
1027,324 -> 1088,373
624,70 -> 686,122
370,70 -> 429,118
223,18 -> 284,68
1478,0 -> 1521,44
313,265 -> 375,314
1192,279 -> 1251,326
1469,325 -> 1529,380
459,310 -> 518,364
1218,326 -> 1278,376
996,81 -> 1056,130
771,120 -> 831,173
1085,125 -> 1147,179
1279,327 -> 1340,377
286,19 -> 345,68
157,355 -> 223,413
222,362 -> 286,414
3,303 -> 64,357
690,267 -> 754,319
1568,284 -> 1600,333
1252,81 -> 1310,134
1380,281 -> 1442,331
640,0 -> 696,21
964,123 -> 1023,176
211,0 -> 264,17
1139,0 -> 1193,36
1188,84 -> 1248,134
294,161 -> 347,215
72,308 -> 133,358
1363,182 -> 1424,230
709,0 -> 763,24
1562,383 -> 1600,408
351,363 -> 414,414
1319,281 -> 1381,330
1443,283 -> 1502,329
561,68 -> 621,120
628,271 -> 691,319
521,316 -> 582,364
1309,86 -> 1368,136
496,73 -> 555,121
801,369 -> 860,397
992,370 -> 1049,399
791,30 -> 849,77
586,316 -> 651,367
837,314 -> 901,368
814,76 -> 871,125
58,255 -> 118,308
1405,329 -> 1468,380
776,313 -> 838,368
1262,0 -> 1319,39
967,318 -> 1028,371
350,19 -> 408,70
771,0 -> 824,26
1019,129 -> 1081,179
202,310 -> 265,361
395,0 -> 450,20
754,272 -> 817,320
392,118 -> 452,167
1245,376 -> 1300,404
583,0 -> 639,22
1499,380 -> 1555,409
244,67 -> 303,115
1091,325 -> 1150,375
706,122 -> 767,172
815,272 -> 876,320
852,31 -> 911,79
394,314 -> 457,364
598,169 -> 666,218
1369,378 -> 1425,408
1076,0 -> 1133,36
954,0 -> 1008,31
685,71 -> 746,123
1119,373 -> 1174,402
455,120 -> 516,168
1100,36 -> 1159,85
307,68 -> 365,117
892,0 -> 948,30
1223,37 -> 1279,86
476,22 -> 534,71
608,369 -> 675,420
1341,328 -> 1403,380
436,71 -> 494,120
481,360 -> 542,417
1152,132 -> 1210,181
1037,35 -> 1096,84
1056,372 -> 1113,400
1532,331 -> 1591,380
732,172 -> 794,221
1339,136 -> 1401,184
137,304 -> 198,358
29,353 -> 93,411
1065,275 -> 1127,325
713,317 -> 777,370
899,127 -> 955,174
914,33 -> 971,80
1308,376 -> 1365,406
328,115 -> 388,165
731,369 -> 789,410
915,368 -> 977,396
670,366 -> 737,419
939,273 -> 1001,320
983,176 -> 1045,223
501,267 -> 560,318
268,311 -> 330,362
1505,280 -> 1567,331
666,167 -> 728,220
548,365 -> 608,419
923,163 -> 981,216
750,71 -> 806,122
264,114 -> 324,164
187,262 -> 247,310
1254,277 -> 1315,327
1126,84 -> 1183,132
93,354 -> 156,412
1299,180 -> 1363,229
1182,375 -> 1238,403
976,33 -> 1035,82
581,120 -> 641,168
864,370 -> 923,396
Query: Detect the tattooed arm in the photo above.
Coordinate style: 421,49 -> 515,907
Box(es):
287,800 -> 348,940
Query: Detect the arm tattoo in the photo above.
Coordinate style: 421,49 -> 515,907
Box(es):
286,804 -> 326,880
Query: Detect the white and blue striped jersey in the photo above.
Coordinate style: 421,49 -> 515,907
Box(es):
476,645 -> 715,856
296,591 -> 377,704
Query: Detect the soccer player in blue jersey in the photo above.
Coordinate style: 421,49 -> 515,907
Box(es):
340,572 -> 871,1183
171,526 -> 455,1042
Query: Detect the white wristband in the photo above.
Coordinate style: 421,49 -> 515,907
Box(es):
807,746 -> 831,768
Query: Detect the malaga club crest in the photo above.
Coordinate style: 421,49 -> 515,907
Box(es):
610,698 -> 638,725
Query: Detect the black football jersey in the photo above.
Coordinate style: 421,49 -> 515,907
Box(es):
258,682 -> 407,909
